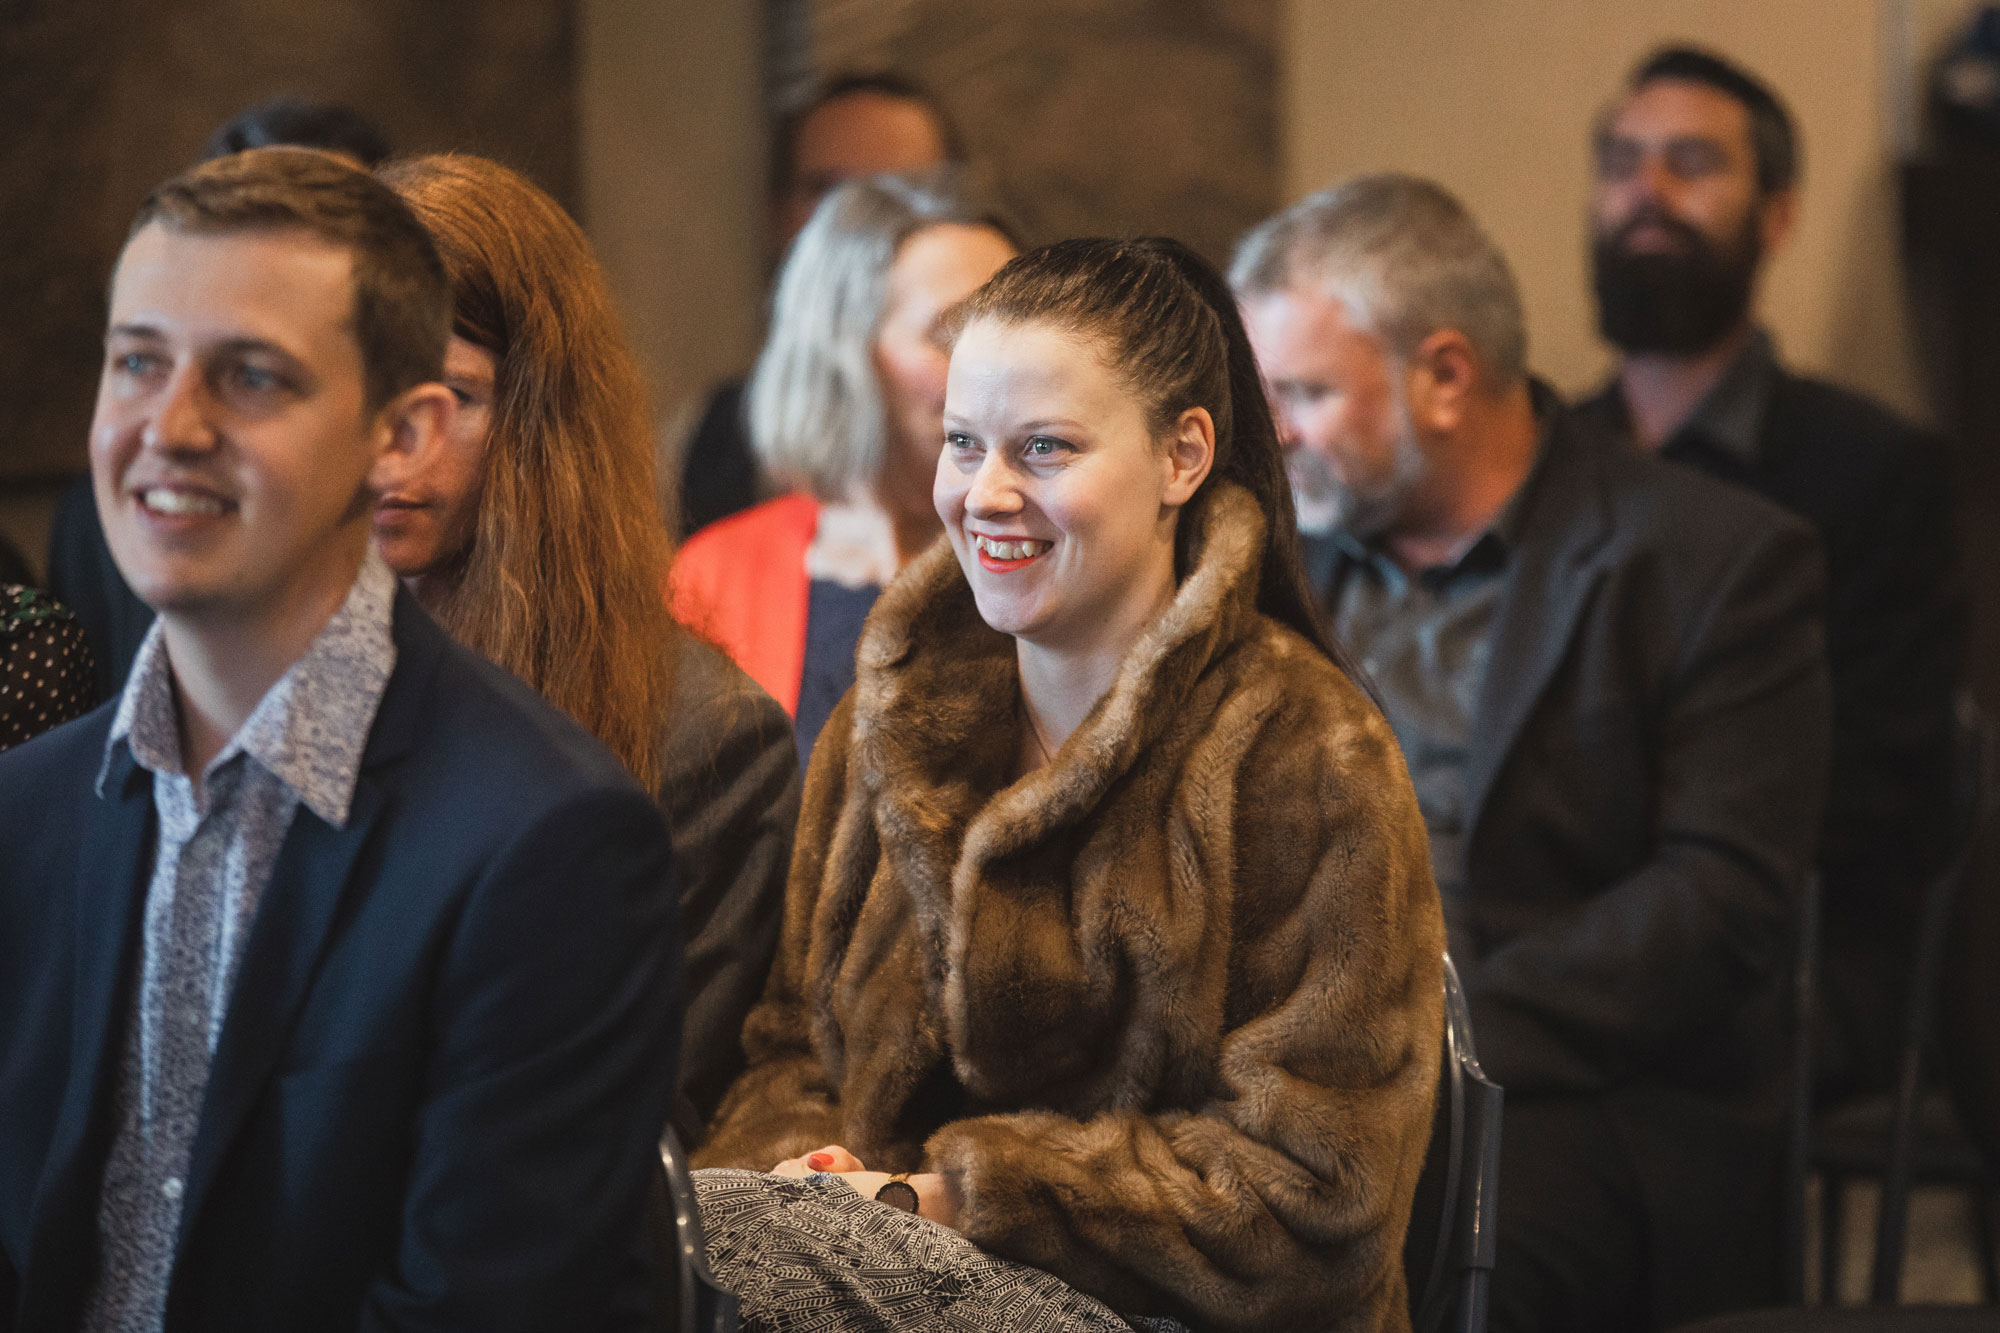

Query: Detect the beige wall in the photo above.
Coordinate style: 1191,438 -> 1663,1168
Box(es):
1282,0 -> 1968,421
577,0 -> 768,440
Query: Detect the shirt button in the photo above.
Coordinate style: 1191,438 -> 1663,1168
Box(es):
161,1177 -> 184,1201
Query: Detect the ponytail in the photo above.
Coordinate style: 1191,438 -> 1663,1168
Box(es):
1146,239 -> 1351,672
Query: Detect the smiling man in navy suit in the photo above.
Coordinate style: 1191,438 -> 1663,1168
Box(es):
0,148 -> 682,1332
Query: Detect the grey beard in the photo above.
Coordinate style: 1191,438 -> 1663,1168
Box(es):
1289,433 -> 1427,544
1288,447 -> 1346,538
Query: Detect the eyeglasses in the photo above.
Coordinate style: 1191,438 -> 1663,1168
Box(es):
1594,134 -> 1735,185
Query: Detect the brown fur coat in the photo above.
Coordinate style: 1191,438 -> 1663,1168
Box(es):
698,483 -> 1444,1332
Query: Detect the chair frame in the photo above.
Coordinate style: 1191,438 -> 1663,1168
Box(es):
1868,699 -> 1997,1303
1414,954 -> 1504,1333
1783,869 -> 1822,1304
1805,696 -> 1998,1305
654,1126 -> 740,1333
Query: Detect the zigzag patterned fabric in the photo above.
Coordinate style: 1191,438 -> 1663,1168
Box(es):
695,1169 -> 1190,1333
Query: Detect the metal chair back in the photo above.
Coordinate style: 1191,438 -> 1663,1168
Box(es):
647,1127 -> 741,1333
1781,869 -> 1822,1303
1410,953 -> 1505,1333
1871,696 -> 1996,1302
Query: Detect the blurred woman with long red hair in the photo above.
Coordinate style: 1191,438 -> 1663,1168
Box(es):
374,153 -> 798,1143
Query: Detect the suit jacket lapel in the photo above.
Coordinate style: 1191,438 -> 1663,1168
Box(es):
20,748 -> 154,1324
1463,405 -> 1615,838
174,591 -> 441,1248
174,781 -> 386,1246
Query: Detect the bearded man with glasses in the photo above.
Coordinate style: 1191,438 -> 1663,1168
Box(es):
1577,45 -> 1967,1106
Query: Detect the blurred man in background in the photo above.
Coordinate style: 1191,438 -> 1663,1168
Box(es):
1236,174 -> 1831,1328
769,73 -> 961,247
1577,46 -> 1966,1099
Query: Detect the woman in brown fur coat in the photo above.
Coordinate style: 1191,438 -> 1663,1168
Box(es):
694,237 -> 1445,1333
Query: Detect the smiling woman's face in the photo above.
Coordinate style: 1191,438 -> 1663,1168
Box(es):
372,334 -> 495,581
935,317 -> 1208,653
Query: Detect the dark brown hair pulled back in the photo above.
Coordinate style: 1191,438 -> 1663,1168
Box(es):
947,236 -> 1351,672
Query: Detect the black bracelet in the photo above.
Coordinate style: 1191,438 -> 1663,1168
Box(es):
874,1177 -> 919,1213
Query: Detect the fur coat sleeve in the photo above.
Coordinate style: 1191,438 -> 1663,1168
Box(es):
698,483 -> 1444,1333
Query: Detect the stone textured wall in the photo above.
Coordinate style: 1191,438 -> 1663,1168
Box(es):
794,0 -> 1280,267
0,0 -> 577,485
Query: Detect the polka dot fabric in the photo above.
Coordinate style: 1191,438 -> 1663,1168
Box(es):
1,584 -> 96,752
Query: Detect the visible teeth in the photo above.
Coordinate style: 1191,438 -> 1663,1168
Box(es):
143,489 -> 226,516
973,534 -> 1049,561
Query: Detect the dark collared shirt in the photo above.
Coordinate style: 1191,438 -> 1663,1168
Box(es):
1577,327 -> 1780,475
1308,407 -> 1553,962
83,551 -> 396,1333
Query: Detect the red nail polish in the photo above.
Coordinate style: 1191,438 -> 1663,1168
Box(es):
807,1153 -> 831,1169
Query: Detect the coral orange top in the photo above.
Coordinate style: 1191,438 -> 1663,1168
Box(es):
668,493 -> 820,716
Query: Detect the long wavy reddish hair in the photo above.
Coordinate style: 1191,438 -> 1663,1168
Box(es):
380,153 -> 679,790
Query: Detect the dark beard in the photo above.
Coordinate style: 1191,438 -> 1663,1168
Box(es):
1592,207 -> 1760,354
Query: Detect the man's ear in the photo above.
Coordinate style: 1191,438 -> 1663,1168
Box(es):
1758,187 -> 1798,256
368,381 -> 456,495
1162,405 -> 1217,508
1407,329 -> 1479,434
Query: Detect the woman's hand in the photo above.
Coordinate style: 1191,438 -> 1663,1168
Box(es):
821,1171 -> 958,1228
771,1144 -> 867,1177
906,1172 -> 958,1228
770,1149 -> 961,1229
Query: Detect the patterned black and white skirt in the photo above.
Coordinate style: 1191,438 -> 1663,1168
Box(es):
695,1169 -> 1192,1333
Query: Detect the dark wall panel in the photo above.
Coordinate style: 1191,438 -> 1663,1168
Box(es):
1,0 -> 577,482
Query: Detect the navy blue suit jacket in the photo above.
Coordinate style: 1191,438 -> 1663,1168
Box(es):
0,591 -> 682,1331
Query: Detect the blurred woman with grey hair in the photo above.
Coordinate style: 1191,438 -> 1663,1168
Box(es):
672,173 -> 1015,763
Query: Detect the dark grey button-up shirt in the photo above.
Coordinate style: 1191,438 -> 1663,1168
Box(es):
1580,325 -> 1778,469
83,551 -> 397,1333
1311,420 -> 1551,963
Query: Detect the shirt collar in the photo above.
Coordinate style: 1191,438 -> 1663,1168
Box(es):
1591,327 -> 1777,465
1670,327 -> 1776,464
104,617 -> 179,792
99,549 -> 400,827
